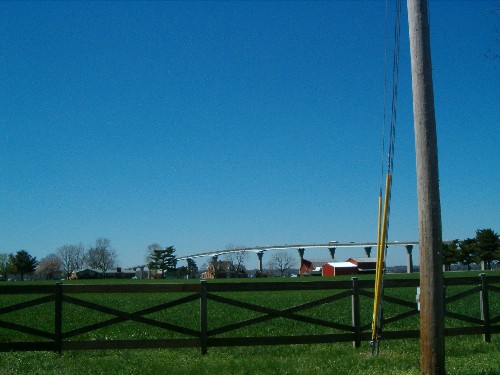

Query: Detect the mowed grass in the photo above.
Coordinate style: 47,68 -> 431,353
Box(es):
1,338 -> 499,375
1,271 -> 499,375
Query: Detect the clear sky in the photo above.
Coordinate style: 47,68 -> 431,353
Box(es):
1,1 -> 498,270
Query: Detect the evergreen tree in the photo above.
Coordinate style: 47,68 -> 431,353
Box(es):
474,228 -> 500,271
9,250 -> 38,281
442,240 -> 460,271
458,238 -> 477,271
148,246 -> 176,278
186,258 -> 198,278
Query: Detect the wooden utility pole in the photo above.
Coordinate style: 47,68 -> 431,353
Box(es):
407,1 -> 445,374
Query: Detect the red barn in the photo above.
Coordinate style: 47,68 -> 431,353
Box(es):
322,262 -> 358,277
346,257 -> 377,274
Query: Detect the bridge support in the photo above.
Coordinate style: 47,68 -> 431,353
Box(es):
257,251 -> 264,272
406,245 -> 414,274
297,248 -> 305,269
364,247 -> 372,257
138,266 -> 145,279
328,247 -> 336,260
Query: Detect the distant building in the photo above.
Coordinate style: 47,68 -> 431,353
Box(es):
201,261 -> 247,279
70,268 -> 136,280
310,266 -> 322,276
346,258 -> 377,274
70,268 -> 100,279
105,268 -> 136,279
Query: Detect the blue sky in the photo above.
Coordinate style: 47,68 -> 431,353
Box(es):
1,1 -> 498,269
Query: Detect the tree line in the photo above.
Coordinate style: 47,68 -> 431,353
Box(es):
0,238 -> 117,281
0,239 -> 197,281
1,228 -> 498,281
442,228 -> 500,271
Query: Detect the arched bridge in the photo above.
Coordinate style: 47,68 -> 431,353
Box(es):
176,241 -> 419,274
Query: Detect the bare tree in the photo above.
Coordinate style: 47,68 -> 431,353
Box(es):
57,243 -> 85,279
224,244 -> 247,278
36,253 -> 63,280
266,252 -> 295,277
0,253 -> 14,281
85,238 -> 117,276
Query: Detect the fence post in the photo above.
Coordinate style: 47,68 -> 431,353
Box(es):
351,277 -> 361,348
55,283 -> 63,354
200,280 -> 208,355
443,285 -> 447,315
479,273 -> 490,343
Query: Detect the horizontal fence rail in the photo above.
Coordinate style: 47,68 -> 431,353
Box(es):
0,275 -> 498,354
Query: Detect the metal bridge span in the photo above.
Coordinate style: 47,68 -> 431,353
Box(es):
176,241 -> 419,274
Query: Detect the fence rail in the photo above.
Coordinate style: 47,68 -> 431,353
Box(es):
0,274 -> 498,354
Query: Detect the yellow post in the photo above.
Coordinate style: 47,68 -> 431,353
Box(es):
371,173 -> 392,351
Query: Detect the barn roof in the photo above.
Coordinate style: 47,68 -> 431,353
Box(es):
347,257 -> 376,263
324,262 -> 357,268
74,268 -> 100,273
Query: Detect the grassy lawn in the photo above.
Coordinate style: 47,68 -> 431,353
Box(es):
0,271 -> 499,374
0,338 -> 498,375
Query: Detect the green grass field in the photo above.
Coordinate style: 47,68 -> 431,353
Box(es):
1,271 -> 499,375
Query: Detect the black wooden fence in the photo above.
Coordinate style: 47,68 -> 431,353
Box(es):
0,274 -> 498,354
